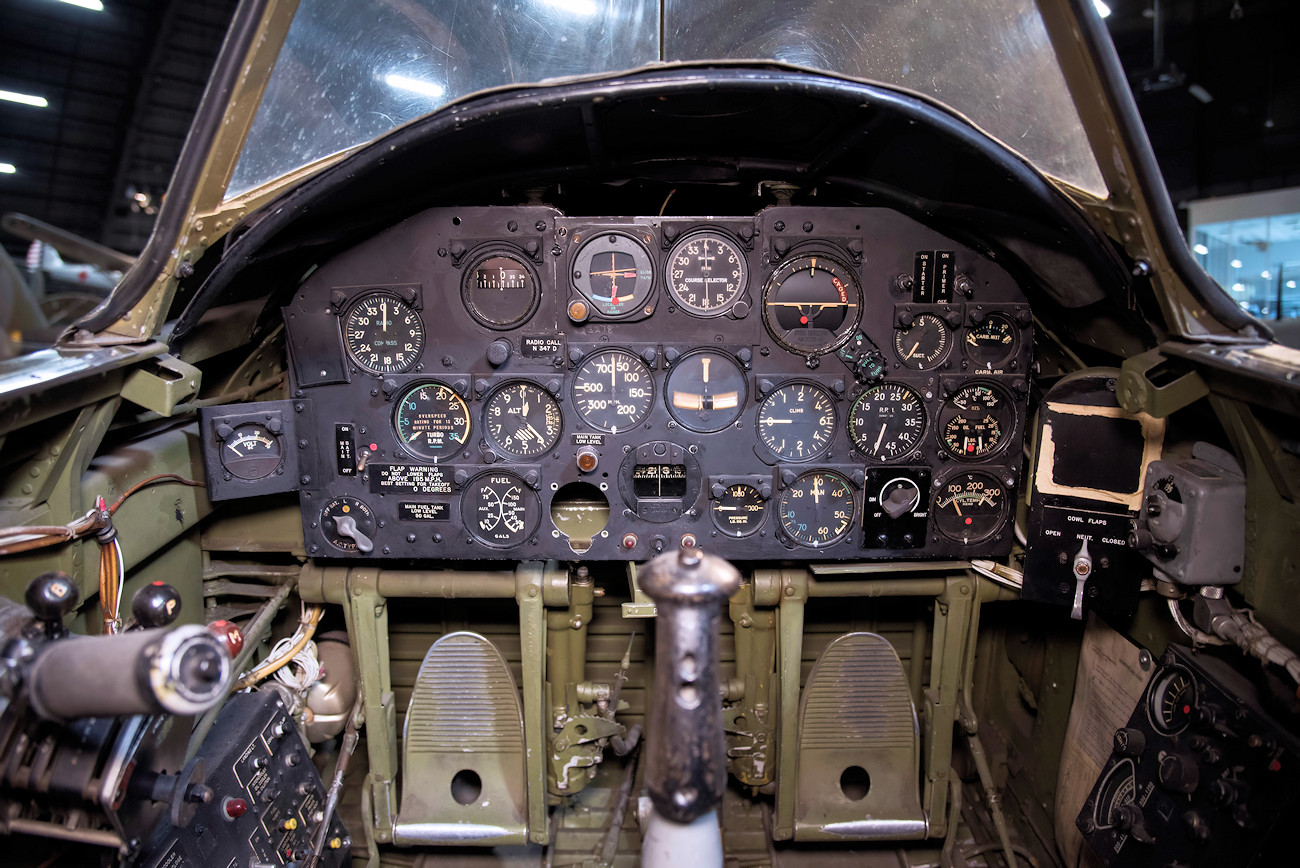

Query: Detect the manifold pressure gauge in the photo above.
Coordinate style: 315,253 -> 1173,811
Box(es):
779,470 -> 856,547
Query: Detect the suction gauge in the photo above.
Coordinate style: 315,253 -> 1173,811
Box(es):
894,313 -> 950,370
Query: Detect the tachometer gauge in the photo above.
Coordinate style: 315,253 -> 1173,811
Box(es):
933,471 -> 1008,543
483,381 -> 562,459
463,251 -> 540,329
219,422 -> 283,480
393,382 -> 472,460
938,383 -> 1014,460
1146,665 -> 1197,735
664,350 -> 747,433
343,292 -> 424,374
572,349 -> 655,432
779,470 -> 855,547
848,383 -> 926,461
573,232 -> 655,318
762,253 -> 862,355
894,313 -> 950,370
756,382 -> 836,461
666,231 -> 748,316
965,312 -> 1018,369
462,471 -> 541,548
711,483 -> 767,537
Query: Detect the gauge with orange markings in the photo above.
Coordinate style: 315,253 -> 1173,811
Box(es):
762,252 -> 861,355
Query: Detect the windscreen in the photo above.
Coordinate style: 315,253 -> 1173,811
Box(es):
227,0 -> 1106,199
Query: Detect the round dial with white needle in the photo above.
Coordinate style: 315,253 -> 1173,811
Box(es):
483,381 -> 562,459
894,313 -> 950,370
778,470 -> 855,547
393,382 -> 471,460
343,292 -> 424,374
848,383 -> 927,461
666,231 -> 748,316
219,422 -> 283,480
711,483 -> 767,537
462,472 -> 541,548
756,382 -> 836,461
938,383 -> 1014,460
572,349 -> 655,433
664,350 -> 747,433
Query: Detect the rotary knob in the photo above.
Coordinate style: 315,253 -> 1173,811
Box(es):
1158,753 -> 1200,794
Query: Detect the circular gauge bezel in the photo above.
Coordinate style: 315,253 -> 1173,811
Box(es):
663,349 -> 748,433
461,470 -> 542,548
756,380 -> 837,462
571,348 -> 656,433
461,247 -> 542,330
572,231 -> 656,319
711,483 -> 767,537
847,382 -> 928,462
342,291 -> 425,375
482,380 -> 563,460
219,422 -> 284,480
1145,664 -> 1198,735
938,381 -> 1016,461
392,381 -> 472,461
321,496 -> 376,552
894,313 -> 952,371
761,250 -> 863,356
965,312 -> 1019,370
932,470 -> 1009,544
778,470 -> 856,548
665,230 -> 749,317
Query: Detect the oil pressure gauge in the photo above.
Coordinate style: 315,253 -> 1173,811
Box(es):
938,382 -> 1015,460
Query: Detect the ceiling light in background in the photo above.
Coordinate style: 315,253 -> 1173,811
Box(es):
1192,243 -> 1209,255
1188,84 -> 1214,104
1262,270 -> 1271,279
385,74 -> 446,100
0,90 -> 48,108
1093,0 -> 1112,18
52,0 -> 104,10
0,164 -> 15,174
1231,259 -> 1243,269
1232,283 -> 1245,292
1289,281 -> 1297,290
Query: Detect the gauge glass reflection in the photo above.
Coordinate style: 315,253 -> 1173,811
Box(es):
393,382 -> 471,460
756,382 -> 836,461
664,350 -> 747,433
572,349 -> 655,432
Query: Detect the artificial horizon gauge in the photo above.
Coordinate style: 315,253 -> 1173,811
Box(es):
756,381 -> 836,461
219,422 -> 284,480
778,470 -> 856,547
666,231 -> 748,316
483,381 -> 562,459
939,382 -> 1014,459
572,349 -> 655,432
711,483 -> 767,537
664,350 -> 748,433
343,292 -> 424,374
1146,664 -> 1197,735
462,471 -> 541,548
932,471 -> 1008,543
894,313 -> 950,370
321,496 -> 377,553
462,250 -> 540,329
572,231 -> 655,317
848,382 -> 926,461
393,382 -> 472,460
965,312 -> 1018,369
762,252 -> 862,355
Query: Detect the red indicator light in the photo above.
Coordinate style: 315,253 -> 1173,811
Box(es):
1270,759 -> 1282,772
1183,705 -> 1191,715
224,797 -> 248,819
369,443 -> 378,451
964,517 -> 973,525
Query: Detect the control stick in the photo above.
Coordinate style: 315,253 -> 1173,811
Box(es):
638,546 -> 740,867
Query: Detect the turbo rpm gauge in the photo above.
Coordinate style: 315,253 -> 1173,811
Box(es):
462,471 -> 540,548
965,312 -> 1018,370
483,381 -> 562,459
572,349 -> 655,433
573,232 -> 655,318
666,231 -> 748,316
343,292 -> 424,374
762,253 -> 862,355
939,383 -> 1015,460
894,313 -> 950,370
933,472 -> 1008,544
711,483 -> 767,537
756,382 -> 836,461
664,350 -> 747,433
778,470 -> 855,548
393,382 -> 471,460
848,383 -> 927,461
463,251 -> 540,329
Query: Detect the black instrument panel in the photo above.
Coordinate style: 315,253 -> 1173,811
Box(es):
218,205 -> 1032,561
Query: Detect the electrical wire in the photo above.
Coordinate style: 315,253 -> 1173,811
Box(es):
272,638 -> 322,692
234,605 -> 324,690
969,559 -> 1024,590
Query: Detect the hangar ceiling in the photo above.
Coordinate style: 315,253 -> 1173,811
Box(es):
0,0 -> 1297,262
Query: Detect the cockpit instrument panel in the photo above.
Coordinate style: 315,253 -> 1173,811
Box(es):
209,205 -> 1032,561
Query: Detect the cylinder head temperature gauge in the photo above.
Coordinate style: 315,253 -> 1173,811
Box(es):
933,471 -> 1008,544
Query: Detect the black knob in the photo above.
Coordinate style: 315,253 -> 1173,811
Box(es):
1114,727 -> 1147,758
132,582 -> 182,629
486,340 -> 511,367
1183,810 -> 1211,842
1209,778 -> 1247,808
1158,753 -> 1200,794
1194,703 -> 1221,729
1115,804 -> 1155,844
25,572 -> 80,636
